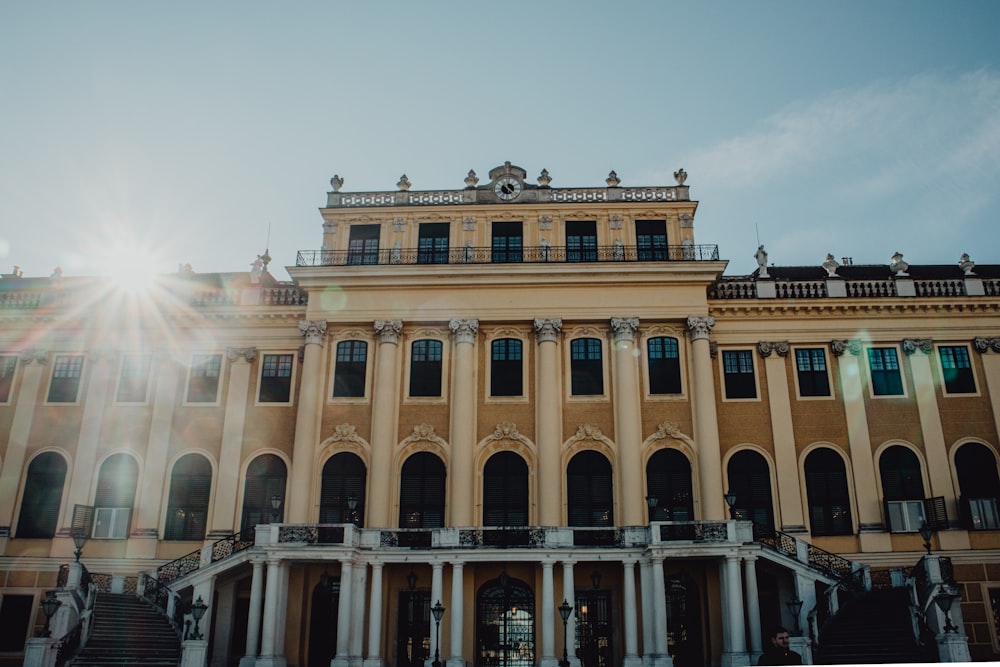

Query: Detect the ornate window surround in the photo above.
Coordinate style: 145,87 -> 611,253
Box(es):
935,342 -> 980,398
328,329 -> 374,404
403,329 -> 450,404
182,352 -> 226,407
254,350 -> 298,407
717,347 -> 761,402
790,345 -> 836,401
563,327 -> 610,403
483,327 -> 530,404
641,326 -> 687,401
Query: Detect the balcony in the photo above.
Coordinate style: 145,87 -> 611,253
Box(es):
296,243 -> 720,267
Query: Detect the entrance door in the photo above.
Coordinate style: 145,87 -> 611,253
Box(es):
476,577 -> 535,667
308,578 -> 339,667
665,573 -> 705,667
574,590 -> 612,667
397,590 -> 430,667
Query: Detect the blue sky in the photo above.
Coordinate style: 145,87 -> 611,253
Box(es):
2,1 -> 999,280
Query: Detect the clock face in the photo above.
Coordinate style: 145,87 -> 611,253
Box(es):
493,176 -> 522,200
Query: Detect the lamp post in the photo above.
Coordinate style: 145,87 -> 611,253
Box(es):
71,531 -> 89,563
270,495 -> 283,522
39,592 -> 61,637
347,495 -> 359,525
406,568 -> 417,663
189,596 -> 208,640
934,589 -> 960,633
785,598 -> 803,635
558,599 -> 573,667
431,600 -> 446,667
645,495 -> 659,523
724,490 -> 737,519
919,521 -> 933,555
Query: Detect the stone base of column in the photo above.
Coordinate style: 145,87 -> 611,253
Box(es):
539,656 -> 559,667
936,633 -> 971,662
446,656 -> 467,667
22,637 -> 57,667
789,636 -> 811,664
652,654 -> 674,667
363,658 -> 386,667
239,655 -> 258,667
181,639 -> 209,667
720,651 -> 749,667
622,654 -> 643,667
332,656 -> 351,667
254,657 -> 288,667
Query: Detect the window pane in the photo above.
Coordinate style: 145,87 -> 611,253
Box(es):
117,354 -> 151,402
16,453 -> 67,538
0,595 -> 33,651
635,220 -> 668,261
868,348 -> 903,395
795,348 -> 831,397
347,225 -> 380,265
48,354 -> 84,402
648,337 -> 681,394
333,341 -> 368,398
566,221 -> 597,262
187,354 -> 222,402
491,339 -> 523,396
260,353 -> 293,402
571,338 -> 603,395
0,355 -> 17,402
940,345 -> 975,393
409,340 -> 442,397
722,350 -> 756,399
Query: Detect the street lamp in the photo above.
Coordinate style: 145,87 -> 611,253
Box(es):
71,531 -> 89,563
785,598 -> 803,635
39,592 -> 61,637
558,599 -> 573,667
431,600 -> 446,667
498,571 -> 510,667
270,495 -> 283,522
919,521 -> 934,555
189,596 -> 208,640
347,495 -> 359,525
646,495 -> 659,522
724,490 -> 737,519
934,589 -> 960,633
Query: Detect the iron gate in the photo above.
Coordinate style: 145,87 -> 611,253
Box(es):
476,577 -> 535,667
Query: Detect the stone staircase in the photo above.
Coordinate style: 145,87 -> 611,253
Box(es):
69,592 -> 181,666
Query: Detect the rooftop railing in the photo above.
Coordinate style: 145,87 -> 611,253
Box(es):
326,185 -> 689,208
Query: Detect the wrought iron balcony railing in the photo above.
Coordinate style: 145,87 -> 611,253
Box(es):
296,243 -> 720,268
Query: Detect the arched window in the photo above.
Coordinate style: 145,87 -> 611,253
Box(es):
16,452 -> 67,538
241,455 -> 288,532
483,452 -> 528,526
727,451 -> 774,531
570,338 -> 603,396
647,337 -> 682,395
645,449 -> 693,521
164,454 -> 212,541
491,339 -> 523,397
804,448 -> 853,536
955,442 -> 1000,530
476,576 -> 535,667
320,452 -> 367,525
399,453 -> 446,528
879,445 -> 936,532
93,454 -> 139,539
567,451 -> 613,526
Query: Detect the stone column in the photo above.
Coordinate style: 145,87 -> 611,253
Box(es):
210,347 -> 257,538
130,350 -> 180,558
540,560 -> 557,667
720,556 -> 748,667
428,561 -> 444,667
369,320 -> 403,527
288,321 -> 327,522
351,560 -> 368,665
332,559 -> 354,667
239,559 -> 265,667
535,318 -> 563,526
448,561 -> 466,667
831,340 -> 889,551
975,337 -> 1000,437
561,560 -> 579,667
649,557 -> 672,667
687,317 -> 724,520
621,559 -> 642,667
0,351 -> 46,539
448,319 -> 478,526
611,318 -> 644,525
365,562 -> 385,667
743,556 -> 763,663
639,560 -> 653,667
758,342 -> 805,532
256,559 -> 287,667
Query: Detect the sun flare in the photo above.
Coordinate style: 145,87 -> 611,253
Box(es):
100,240 -> 162,293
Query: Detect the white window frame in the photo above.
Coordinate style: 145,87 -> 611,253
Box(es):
719,348 -> 761,402
484,330 -> 530,404
864,344 -> 908,399
968,497 -> 1000,530
114,353 -> 153,405
92,507 -> 131,539
0,354 -> 18,405
936,343 -> 980,397
791,346 -> 835,401
183,353 -> 225,406
564,331 -> 610,403
886,499 -> 925,533
403,331 -> 449,404
255,351 -> 298,406
44,353 -> 86,405
642,331 -> 687,401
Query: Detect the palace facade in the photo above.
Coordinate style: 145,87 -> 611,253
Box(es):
1,162 -> 999,667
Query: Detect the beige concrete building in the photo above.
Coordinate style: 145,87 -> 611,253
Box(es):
1,162 -> 999,667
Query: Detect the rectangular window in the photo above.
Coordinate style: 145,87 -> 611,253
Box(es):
0,594 -> 33,651
868,347 -> 904,396
647,337 -> 681,394
333,341 -> 368,398
187,354 -> 222,403
570,338 -> 604,395
566,221 -> 597,262
409,340 -> 443,397
0,355 -> 16,402
491,221 -> 523,263
636,220 -> 668,261
92,507 -> 131,539
722,350 -> 757,399
259,353 -> 293,403
116,354 -> 151,403
47,354 -> 84,403
968,497 -> 1000,530
939,345 -> 975,394
886,499 -> 925,532
795,348 -> 831,397
417,223 -> 450,265
490,339 -> 523,396
347,224 -> 380,265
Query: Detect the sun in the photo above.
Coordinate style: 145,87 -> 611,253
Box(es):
100,240 -> 162,293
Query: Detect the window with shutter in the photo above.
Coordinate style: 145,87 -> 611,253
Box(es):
116,354 -> 151,403
722,350 -> 757,399
409,340 -> 442,397
48,354 -> 84,403
0,355 -> 15,403
867,347 -> 904,396
570,338 -> 604,396
483,452 -> 528,526
333,341 -> 368,398
804,448 -> 853,535
647,337 -> 681,395
490,339 -> 523,397
187,354 -> 222,403
16,452 -> 67,538
259,353 -> 293,403
319,453 -> 367,524
164,454 -> 212,540
567,451 -> 613,527
795,348 -> 831,397
879,446 -> 928,532
0,595 -> 34,651
93,454 -> 138,539
398,453 -> 446,528
955,442 -> 1000,530
939,345 -> 976,394
241,454 -> 288,532
645,449 -> 693,521
726,451 -> 774,531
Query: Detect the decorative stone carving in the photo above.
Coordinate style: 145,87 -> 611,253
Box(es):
613,238 -> 624,261
901,338 -> 933,356
462,216 -> 476,231
449,318 -> 479,344
959,253 -> 976,275
396,174 -> 411,191
393,218 -> 406,233
390,242 -> 402,264
890,251 -> 909,276
327,423 -> 362,444
575,423 -> 604,439
537,169 -> 552,187
610,317 -> 639,343
755,245 -> 769,278
323,220 -> 337,236
464,170 -> 479,188
538,215 -> 553,231
533,318 -> 563,343
758,341 -> 789,357
610,215 -> 623,230
250,255 -> 264,284
493,422 -> 520,440
822,253 -> 840,277
974,338 -> 1000,353
373,319 -> 403,345
679,214 -> 693,229
20,349 -> 47,364
50,267 -> 62,280
655,422 -> 682,438
673,168 -> 688,185
227,347 -> 257,363
299,320 -> 328,346
606,170 -> 621,187
411,423 -> 438,440
709,342 -> 717,358
686,316 -> 716,341
830,339 -> 862,357
330,175 -> 344,192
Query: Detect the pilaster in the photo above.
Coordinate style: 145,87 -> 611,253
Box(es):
288,320 -> 327,522
611,317 -> 643,525
686,316 -> 724,520
369,320 -> 403,527
0,350 -> 47,539
448,319 -> 478,526
211,347 -> 257,537
535,318 -> 563,526
758,342 -> 805,532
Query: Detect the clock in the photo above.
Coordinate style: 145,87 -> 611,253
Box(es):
493,176 -> 522,200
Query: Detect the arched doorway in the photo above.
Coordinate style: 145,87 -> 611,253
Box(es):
664,572 -> 705,667
476,575 -> 534,667
307,575 -> 339,667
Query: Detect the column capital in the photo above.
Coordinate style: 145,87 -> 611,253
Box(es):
830,339 -> 862,356
299,320 -> 328,346
449,318 -> 479,344
901,338 -> 933,356
373,319 -> 403,345
534,318 -> 563,343
226,347 -> 257,363
610,317 -> 640,344
686,316 -> 716,341
757,341 -> 789,358
19,349 -> 47,364
974,337 -> 1000,354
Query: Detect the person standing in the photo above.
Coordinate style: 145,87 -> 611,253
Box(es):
758,627 -> 802,665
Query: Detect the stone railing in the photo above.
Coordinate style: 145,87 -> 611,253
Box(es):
713,275 -> 999,300
326,185 -> 687,208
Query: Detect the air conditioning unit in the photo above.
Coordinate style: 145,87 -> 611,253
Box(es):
92,507 -> 131,539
